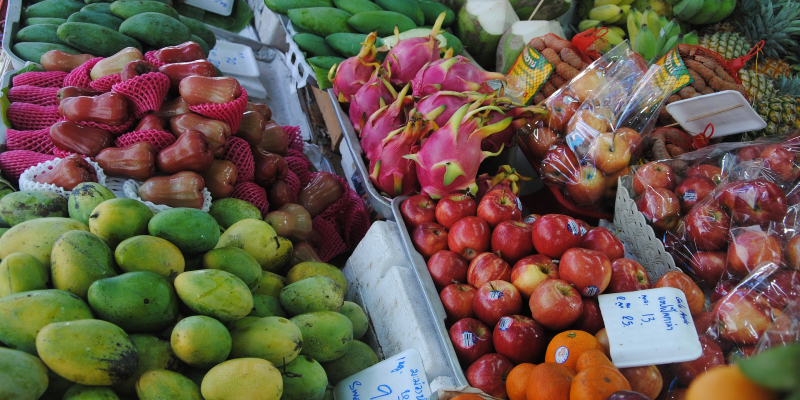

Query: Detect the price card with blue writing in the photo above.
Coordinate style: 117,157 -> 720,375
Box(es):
334,349 -> 431,400
598,287 -> 703,368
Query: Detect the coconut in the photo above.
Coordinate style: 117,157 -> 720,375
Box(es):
456,0 -> 520,71
509,0 -> 570,21
496,20 -> 565,73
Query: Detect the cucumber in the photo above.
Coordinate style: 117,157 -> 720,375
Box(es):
294,33 -> 342,57
374,0 -> 424,26
307,56 -> 345,90
23,17 -> 67,25
118,12 -> 192,48
12,42 -> 80,63
109,0 -> 180,19
191,34 -> 210,56
179,15 -> 216,50
57,22 -> 143,56
67,11 -> 124,29
272,0 -> 333,14
23,0 -> 85,19
332,0 -> 383,14
325,33 -> 385,57
442,32 -> 462,55
15,24 -> 67,45
418,0 -> 454,28
288,7 -> 355,37
347,11 -> 416,36
81,3 -> 114,14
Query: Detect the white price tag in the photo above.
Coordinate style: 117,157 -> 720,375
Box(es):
334,349 -> 431,400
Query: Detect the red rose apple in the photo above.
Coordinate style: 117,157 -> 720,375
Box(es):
688,251 -> 727,288
411,222 -> 448,259
760,144 -> 800,182
465,353 -> 514,399
559,248 -> 612,297
493,315 -> 546,364
491,220 -> 534,265
529,279 -> 584,330
531,214 -> 584,258
511,254 -> 559,299
449,318 -> 493,365
632,161 -> 676,195
684,202 -> 731,251
608,258 -> 651,293
565,164 -> 606,206
572,297 -> 605,335
427,250 -> 469,290
579,226 -> 625,261
448,216 -> 490,261
727,228 -> 782,276
478,189 -> 522,229
440,283 -> 477,322
401,194 -> 436,229
675,175 -> 716,214
435,193 -> 477,229
714,289 -> 776,345
473,280 -> 523,327
467,252 -> 512,289
637,187 -> 680,231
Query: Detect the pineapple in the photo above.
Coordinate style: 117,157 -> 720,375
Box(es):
739,69 -> 778,103
752,58 -> 794,79
697,32 -> 750,60
742,75 -> 800,140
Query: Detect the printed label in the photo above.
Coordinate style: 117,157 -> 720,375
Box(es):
567,220 -> 580,235
515,197 -> 523,212
489,290 -> 504,300
461,331 -> 476,348
683,189 -> 697,202
498,317 -> 512,331
554,346 -> 569,364
523,215 -> 537,224
580,226 -> 588,236
584,286 -> 599,297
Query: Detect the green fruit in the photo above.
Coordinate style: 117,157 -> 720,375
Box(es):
227,316 -> 260,331
119,12 -> 192,48
375,0 -> 424,25
281,355 -> 328,400
15,24 -> 67,45
23,0 -> 85,19
201,358 -> 283,400
87,272 -> 179,332
294,33 -> 342,57
347,11 -> 416,36
0,191 -> 67,226
149,208 -> 220,255
191,34 -> 210,56
170,315 -> 232,368
81,3 -> 113,14
39,369 -> 73,400
202,247 -> 262,291
279,276 -> 344,316
51,230 -> 117,299
291,311 -> 353,362
67,10 -> 124,29
0,217 -> 88,268
115,235 -> 185,280
229,316 -> 303,365
441,32 -> 462,55
208,198 -> 262,231
332,0 -> 382,14
252,271 -> 286,297
136,369 -> 203,400
57,22 -> 143,56
68,182 -> 116,225
12,42 -> 78,62
455,0 -> 519,70
63,384 -> 120,399
22,17 -> 67,25
0,347 -> 49,400
339,301 -> 368,340
174,270 -> 254,322
319,340 -> 378,385
35,319 -> 138,385
112,334 -> 181,397
179,16 -> 216,50
88,198 -> 153,249
286,261 -> 347,296
214,219 -> 279,270
509,0 -> 570,20
109,0 -> 180,19
288,7 -> 355,37
738,343 -> 800,391
0,253 -> 50,297
0,289 -> 93,354
250,294 -> 286,318
325,32 -> 385,57
418,1 -> 455,27
272,0 -> 333,13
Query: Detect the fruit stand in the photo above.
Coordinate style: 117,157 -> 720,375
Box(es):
1,0 -> 800,399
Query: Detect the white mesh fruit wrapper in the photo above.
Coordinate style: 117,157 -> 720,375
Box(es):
19,157 -> 106,198
104,177 -> 128,199
122,179 -> 212,213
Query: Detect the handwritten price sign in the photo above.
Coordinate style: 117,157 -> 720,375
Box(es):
334,349 -> 431,400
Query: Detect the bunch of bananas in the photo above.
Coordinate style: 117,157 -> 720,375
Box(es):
628,9 -> 698,61
671,0 -> 736,25
578,0 -> 636,45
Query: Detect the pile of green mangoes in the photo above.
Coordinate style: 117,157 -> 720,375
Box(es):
13,0 -> 217,63
0,182 -> 376,400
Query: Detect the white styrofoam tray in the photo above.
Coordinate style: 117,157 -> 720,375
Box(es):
666,90 -> 767,137
208,41 -> 260,78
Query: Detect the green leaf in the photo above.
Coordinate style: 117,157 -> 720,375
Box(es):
738,343 -> 800,391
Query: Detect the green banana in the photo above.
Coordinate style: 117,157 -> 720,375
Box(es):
643,7 -> 661,37
654,19 -> 674,57
659,33 -> 682,58
705,0 -> 735,23
579,19 -> 603,31
595,0 -> 622,6
627,7 -> 640,47
682,31 -> 698,45
658,15 -> 668,26
617,5 -> 631,26
666,18 -> 682,38
687,0 -> 721,24
608,25 -> 626,38
674,0 -> 704,21
603,27 -> 625,46
589,4 -> 623,22
634,24 -> 657,61
666,0 -> 682,5
618,0 -> 635,5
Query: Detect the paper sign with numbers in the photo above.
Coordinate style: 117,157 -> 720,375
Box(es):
598,287 -> 703,368
334,349 -> 431,400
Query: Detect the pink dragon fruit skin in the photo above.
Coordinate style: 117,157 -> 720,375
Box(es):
405,103 -> 512,199
360,84 -> 413,161
383,13 -> 446,86
415,91 -> 488,128
411,56 -> 506,98
480,105 -> 544,152
349,74 -> 397,133
329,32 -> 380,103
369,116 -> 436,197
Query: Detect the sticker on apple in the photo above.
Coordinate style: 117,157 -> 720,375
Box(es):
489,290 -> 504,300
515,197 -> 522,212
461,331 -> 476,348
683,189 -> 697,202
567,220 -> 580,236
498,316 -> 512,331
584,286 -> 599,297
554,346 -> 569,364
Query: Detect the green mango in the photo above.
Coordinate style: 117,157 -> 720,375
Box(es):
112,334 -> 182,397
319,340 -> 378,385
286,261 -> 347,296
279,276 -> 344,316
87,272 -> 179,333
170,315 -> 232,369
229,316 -> 303,365
208,198 -> 262,231
252,271 -> 286,297
63,384 -> 120,399
201,358 -> 282,400
281,355 -> 328,400
339,301 -> 368,340
0,253 -> 50,297
148,208 -> 220,255
0,191 -> 67,226
136,369 -> 203,400
0,347 -> 49,400
88,198 -> 153,249
202,247 -> 262,291
291,311 -> 353,362
68,182 -> 115,225
115,235 -> 185,280
0,217 -> 87,269
250,294 -> 286,318
174,270 -> 253,322
51,230 -> 117,299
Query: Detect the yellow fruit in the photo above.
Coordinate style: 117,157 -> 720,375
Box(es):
687,365 -> 778,400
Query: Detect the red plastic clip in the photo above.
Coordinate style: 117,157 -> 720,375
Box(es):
693,123 -> 714,149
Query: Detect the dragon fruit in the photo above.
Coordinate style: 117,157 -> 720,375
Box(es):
474,165 -> 531,203
415,91 -> 488,128
405,103 -> 512,198
329,32 -> 380,103
349,73 -> 397,133
383,13 -> 446,86
369,114 -> 436,197
411,55 -> 505,98
360,84 -> 413,161
480,104 -> 546,152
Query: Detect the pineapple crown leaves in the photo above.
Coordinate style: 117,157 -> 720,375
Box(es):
735,0 -> 800,58
777,74 -> 800,97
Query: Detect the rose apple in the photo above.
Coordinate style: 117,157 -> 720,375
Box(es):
531,214 -> 584,258
448,216 -> 490,261
510,254 -> 559,299
440,283 -> 477,322
526,125 -> 560,159
717,179 -> 788,226
529,279 -> 584,330
684,202 -> 731,251
478,189 -> 522,229
546,90 -> 580,132
467,252 -> 512,289
760,144 -> 800,182
675,175 -> 716,214
763,268 -> 800,309
435,193 -> 477,229
580,226 -> 625,261
608,258 -> 651,293
785,235 -> 800,270
540,144 -> 579,184
491,220 -> 534,265
687,164 -> 724,184
465,353 -> 514,399
606,391 -> 650,400
411,222 -> 448,259
633,161 -> 676,195
401,194 -> 436,229
654,271 -> 705,315
449,318 -> 493,365
673,336 -> 724,387
727,228 -> 782,276
572,297 -> 605,335
427,250 -> 469,290
587,131 -> 633,174
714,289 -> 776,345
493,315 -> 546,364
688,251 -> 727,288
559,248 -> 612,296
619,366 -> 663,400
637,187 -> 680,231
565,165 -> 606,206
474,280 -> 523,327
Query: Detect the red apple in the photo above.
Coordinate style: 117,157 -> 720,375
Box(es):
546,90 -> 580,132
401,194 -> 436,229
580,226 -> 625,261
587,131 -> 633,174
411,222 -> 448,259
633,161 -> 676,195
465,353 -> 514,399
693,311 -> 716,337
687,164 -> 724,184
604,166 -> 631,199
478,189 -> 522,229
656,388 -> 688,400
684,202 -> 731,251
427,250 -> 469,290
491,220 -> 534,265
637,187 -> 680,231
473,280 -> 523,327
434,193 -> 477,229
565,165 -> 606,206
717,179 -> 788,226
576,219 -> 592,236
760,144 -> 800,182
763,268 -> 800,309
675,176 -> 716,214
467,252 -> 512,289
572,297 -> 605,335
785,235 -> 800,270
526,125 -> 560,159
493,315 -> 546,364
569,70 -> 603,102
448,216 -> 490,261
711,279 -> 736,303
511,254 -> 559,299
654,271 -> 705,315
540,144 -> 579,184
608,258 -> 651,293
672,336 -> 725,387
531,214 -> 584,258
560,247 -> 612,297
727,228 -> 782,276
714,289 -> 776,345
449,318 -> 493,365
738,145 -> 768,161
440,283 -> 477,322
688,251 -> 727,288
606,391 -> 651,400
529,279 -> 584,330
619,365 -> 663,400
